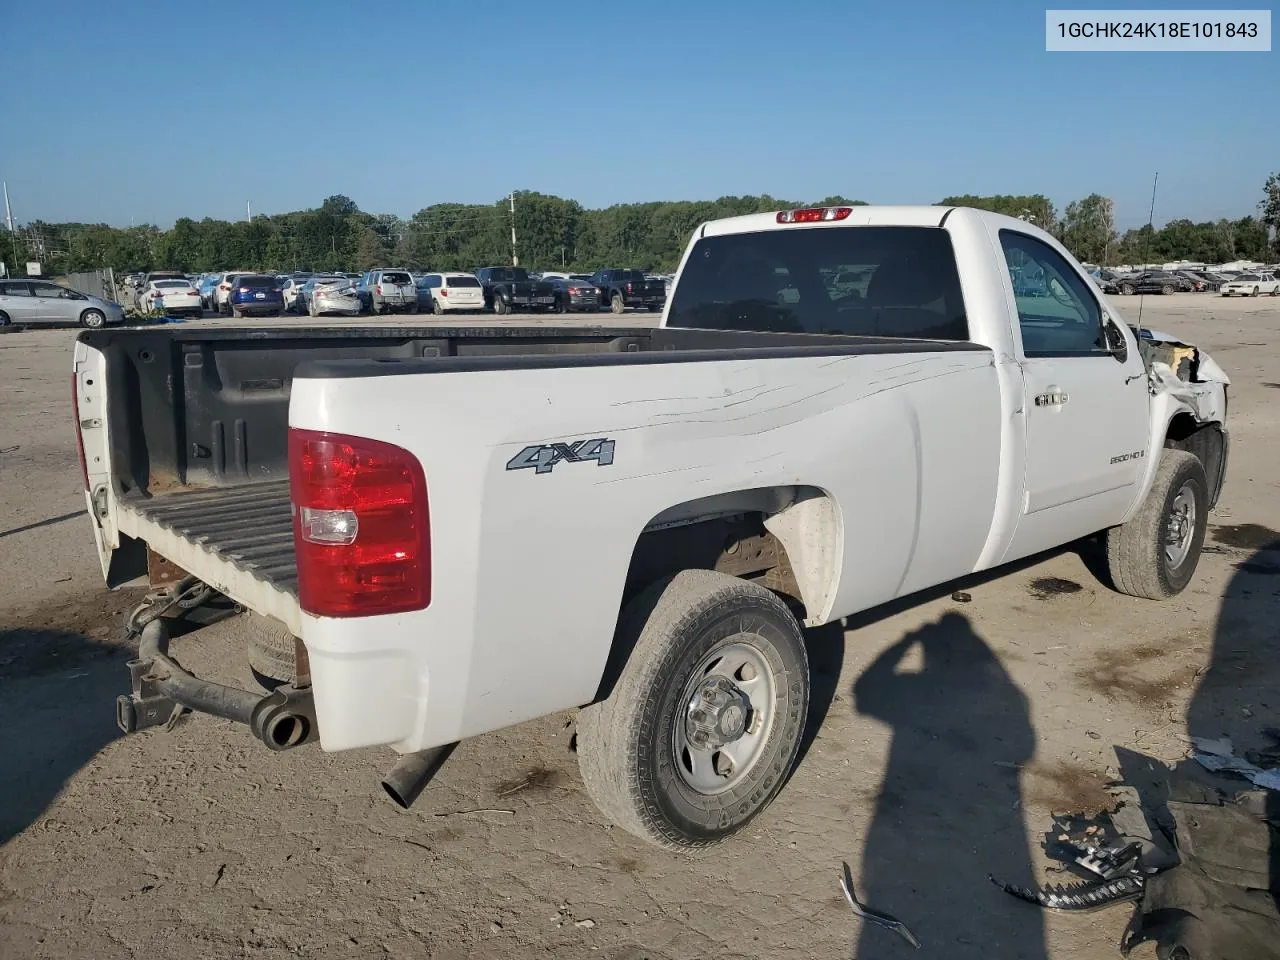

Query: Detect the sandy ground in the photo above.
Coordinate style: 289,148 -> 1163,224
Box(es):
1,295 -> 1277,960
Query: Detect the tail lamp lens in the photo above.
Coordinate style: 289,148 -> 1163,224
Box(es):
289,429 -> 431,617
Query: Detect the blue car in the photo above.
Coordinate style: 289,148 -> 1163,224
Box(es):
198,275 -> 220,310
228,274 -> 284,318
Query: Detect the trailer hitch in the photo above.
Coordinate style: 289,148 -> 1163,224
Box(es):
117,604 -> 318,751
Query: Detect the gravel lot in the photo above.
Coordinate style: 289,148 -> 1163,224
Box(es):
1,296 -> 1278,960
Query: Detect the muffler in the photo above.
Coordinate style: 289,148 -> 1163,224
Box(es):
381,743 -> 458,809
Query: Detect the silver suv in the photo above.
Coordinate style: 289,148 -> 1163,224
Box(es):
0,279 -> 125,328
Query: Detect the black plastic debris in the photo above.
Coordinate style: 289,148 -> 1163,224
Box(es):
839,861 -> 921,949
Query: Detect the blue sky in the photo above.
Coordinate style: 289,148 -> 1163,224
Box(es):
2,0 -> 1275,229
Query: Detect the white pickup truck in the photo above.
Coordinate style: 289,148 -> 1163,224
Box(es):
76,205 -> 1229,850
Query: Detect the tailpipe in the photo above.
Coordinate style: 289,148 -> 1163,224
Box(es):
381,742 -> 458,809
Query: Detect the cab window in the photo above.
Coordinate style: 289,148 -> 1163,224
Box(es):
999,230 -> 1105,357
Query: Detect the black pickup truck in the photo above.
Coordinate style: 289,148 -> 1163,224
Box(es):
474,266 -> 557,314
588,268 -> 667,314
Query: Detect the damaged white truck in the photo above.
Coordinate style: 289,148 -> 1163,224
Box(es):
75,205 -> 1229,850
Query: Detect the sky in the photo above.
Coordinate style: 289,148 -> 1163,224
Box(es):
1,0 -> 1276,231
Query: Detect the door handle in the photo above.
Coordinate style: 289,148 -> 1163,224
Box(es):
1033,389 -> 1069,408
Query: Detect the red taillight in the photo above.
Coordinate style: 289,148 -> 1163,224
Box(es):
776,206 -> 853,224
72,374 -> 90,490
568,286 -> 580,295
375,284 -> 383,296
238,286 -> 250,293
289,428 -> 430,618
220,283 -> 230,290
626,282 -> 633,294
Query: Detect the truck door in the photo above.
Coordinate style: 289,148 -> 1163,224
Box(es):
996,229 -> 1151,562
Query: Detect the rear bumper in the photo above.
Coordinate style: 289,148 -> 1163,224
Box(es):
232,301 -> 284,314
623,295 -> 665,307
435,298 -> 484,311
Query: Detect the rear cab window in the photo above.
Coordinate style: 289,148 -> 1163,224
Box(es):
445,275 -> 480,288
382,271 -> 412,285
238,276 -> 278,289
666,225 -> 969,339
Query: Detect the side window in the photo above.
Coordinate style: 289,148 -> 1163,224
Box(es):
999,230 -> 1105,357
1,282 -> 32,297
32,284 -> 64,298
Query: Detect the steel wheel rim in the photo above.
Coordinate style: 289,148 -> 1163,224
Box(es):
1164,482 -> 1196,569
672,640 -> 777,796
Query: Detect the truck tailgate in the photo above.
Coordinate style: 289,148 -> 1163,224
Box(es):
115,481 -> 302,634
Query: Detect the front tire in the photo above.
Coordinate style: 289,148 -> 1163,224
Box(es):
0,310 -> 11,328
576,569 -> 809,850
432,297 -> 443,315
1120,283 -> 1136,296
1160,284 -> 1173,295
1105,449 -> 1207,600
80,309 -> 106,328
1252,287 -> 1260,297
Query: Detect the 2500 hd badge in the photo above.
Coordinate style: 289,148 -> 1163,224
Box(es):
1110,449 -> 1147,465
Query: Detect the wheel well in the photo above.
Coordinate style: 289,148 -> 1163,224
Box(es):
594,487 -> 841,702
1164,413 -> 1226,508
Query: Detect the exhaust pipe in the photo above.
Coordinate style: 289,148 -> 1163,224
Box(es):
381,742 -> 458,809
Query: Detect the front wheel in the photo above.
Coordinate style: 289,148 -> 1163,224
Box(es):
1252,287 -> 1260,297
1120,283 -> 1136,296
576,569 -> 809,850
0,310 -> 11,328
1105,449 -> 1207,600
432,297 -> 443,315
80,309 -> 106,328
1161,284 -> 1174,295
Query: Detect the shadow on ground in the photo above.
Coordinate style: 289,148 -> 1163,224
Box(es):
850,612 -> 1046,960
0,595 -> 140,845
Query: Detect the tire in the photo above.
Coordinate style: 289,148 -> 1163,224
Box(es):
406,301 -> 419,315
494,295 -> 509,315
80,309 -> 106,328
308,299 -> 318,317
1160,284 -> 1173,295
555,295 -> 569,314
1271,288 -> 1278,297
610,293 -> 626,314
244,614 -> 297,690
1251,287 -> 1260,297
576,569 -> 809,850
1105,449 -> 1208,600
0,310 -> 10,328
1120,283 -> 1136,295
432,297 -> 443,315
231,306 -> 243,319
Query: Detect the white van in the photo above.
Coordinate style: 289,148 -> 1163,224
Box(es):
415,272 -> 485,314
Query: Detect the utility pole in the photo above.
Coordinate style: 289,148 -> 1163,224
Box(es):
4,181 -> 17,277
509,191 -> 518,266
247,200 -> 252,221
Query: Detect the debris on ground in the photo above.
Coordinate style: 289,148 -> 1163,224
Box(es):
1190,735 -> 1280,790
839,861 -> 920,949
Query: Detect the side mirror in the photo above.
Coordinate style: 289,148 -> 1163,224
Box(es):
1103,315 -> 1128,363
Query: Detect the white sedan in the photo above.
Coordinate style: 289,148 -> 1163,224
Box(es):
1220,273 -> 1280,297
139,279 -> 204,317
281,277 -> 310,313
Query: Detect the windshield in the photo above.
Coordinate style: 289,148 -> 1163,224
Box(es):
666,225 -> 968,339
1235,274 -> 1260,281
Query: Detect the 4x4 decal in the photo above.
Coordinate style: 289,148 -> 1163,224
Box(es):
506,438 -> 616,475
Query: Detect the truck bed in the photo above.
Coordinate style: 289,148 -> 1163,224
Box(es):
84,323 -> 986,630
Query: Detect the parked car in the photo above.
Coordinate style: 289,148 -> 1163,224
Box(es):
140,279 -> 203,317
474,266 -> 557,314
296,276 -> 346,314
281,276 -> 314,313
307,279 -> 361,317
198,275 -> 221,309
588,268 -> 667,313
356,269 -> 419,315
83,204 -> 1229,852
0,279 -> 125,328
1111,271 -> 1193,295
543,275 -> 601,313
1219,273 -> 1280,297
228,274 -> 285,317
213,271 -> 254,314
415,272 -> 485,314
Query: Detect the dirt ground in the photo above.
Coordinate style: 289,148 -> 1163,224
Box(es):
1,296 -> 1277,960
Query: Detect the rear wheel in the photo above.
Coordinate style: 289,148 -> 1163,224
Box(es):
0,310 -> 10,327
610,293 -> 625,314
494,295 -> 509,315
231,306 -> 243,319
1271,287 -> 1278,297
1160,284 -> 1174,295
1105,449 -> 1207,600
556,295 -> 569,314
245,614 -> 297,690
432,297 -> 443,315
1252,287 -> 1260,297
308,298 -> 318,317
406,301 -> 418,314
576,569 -> 809,850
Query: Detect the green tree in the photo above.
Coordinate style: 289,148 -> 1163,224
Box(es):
353,225 -> 389,270
938,194 -> 1057,232
1059,194 -> 1117,264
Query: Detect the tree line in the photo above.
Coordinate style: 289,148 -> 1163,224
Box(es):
8,174 -> 1278,278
